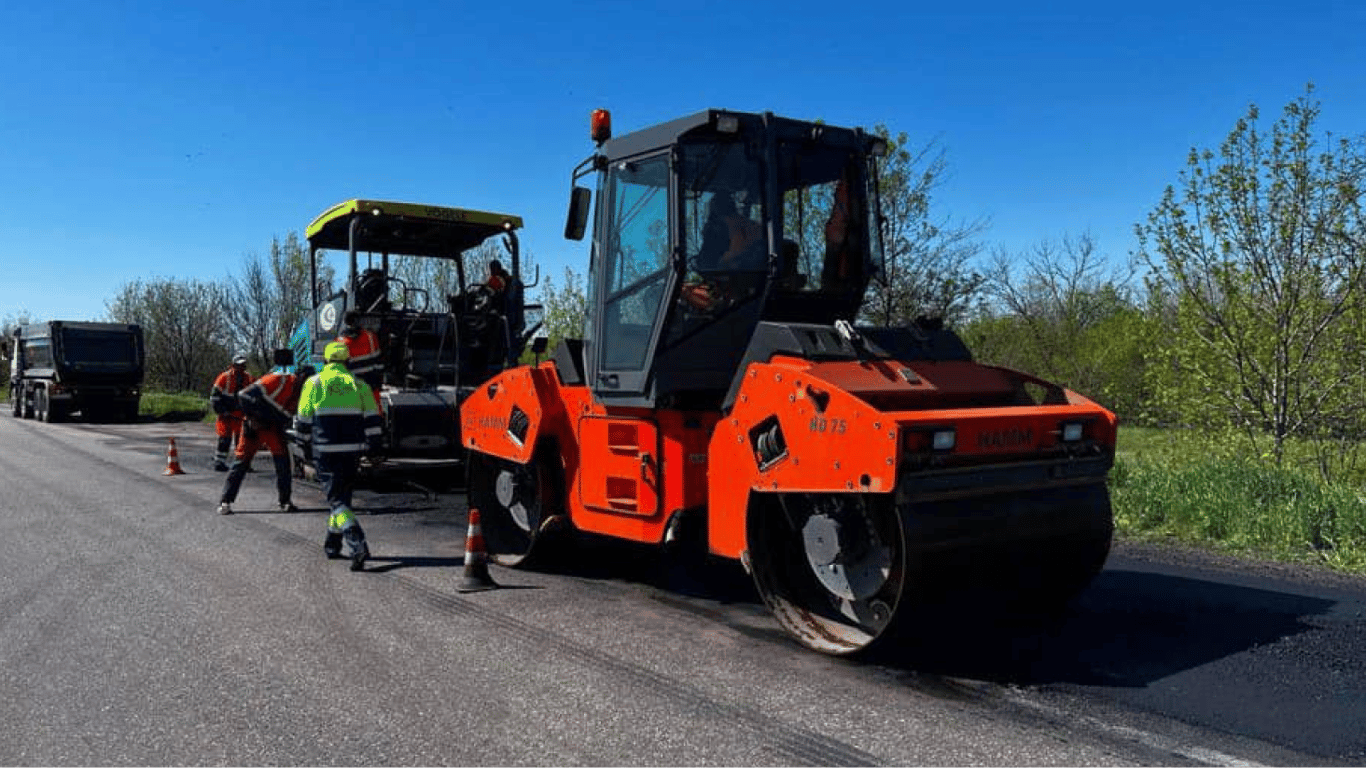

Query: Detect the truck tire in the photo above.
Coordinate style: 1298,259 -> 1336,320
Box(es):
9,389 -> 18,418
37,388 -> 66,423
45,398 -> 66,423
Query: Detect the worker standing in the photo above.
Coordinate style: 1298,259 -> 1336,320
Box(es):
209,354 -> 254,472
216,355 -> 313,515
293,341 -> 382,571
336,310 -> 383,412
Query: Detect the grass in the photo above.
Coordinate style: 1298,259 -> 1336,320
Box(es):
0,389 -> 211,423
1113,426 -> 1366,574
138,390 -> 213,423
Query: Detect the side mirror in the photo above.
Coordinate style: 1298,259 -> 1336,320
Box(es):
531,336 -> 549,356
272,348 -> 295,367
564,186 -> 592,241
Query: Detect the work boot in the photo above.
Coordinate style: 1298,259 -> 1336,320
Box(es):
278,501 -> 299,513
213,461 -> 229,472
350,541 -> 370,572
217,502 -> 233,515
324,532 -> 343,559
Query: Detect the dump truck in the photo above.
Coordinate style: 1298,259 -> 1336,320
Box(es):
288,199 -> 542,481
8,321 -> 145,423
458,109 -> 1117,655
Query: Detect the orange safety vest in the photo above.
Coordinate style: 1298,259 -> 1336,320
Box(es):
238,371 -> 303,427
337,329 -> 383,385
211,367 -> 254,418
336,329 -> 383,411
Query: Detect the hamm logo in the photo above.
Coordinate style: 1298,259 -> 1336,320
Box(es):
977,427 -> 1034,450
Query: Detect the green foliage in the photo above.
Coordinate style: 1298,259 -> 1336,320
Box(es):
139,390 -> 212,422
1113,427 -> 1366,572
536,266 -> 588,354
861,126 -> 989,327
966,233 -> 1151,422
1136,84 -> 1366,463
106,277 -> 232,392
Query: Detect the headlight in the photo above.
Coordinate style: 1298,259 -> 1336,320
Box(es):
931,429 -> 956,451
1060,421 -> 1084,442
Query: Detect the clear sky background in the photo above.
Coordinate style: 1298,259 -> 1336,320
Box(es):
2,0 -> 1363,323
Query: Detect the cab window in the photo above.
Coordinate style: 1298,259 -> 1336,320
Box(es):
600,154 -> 670,371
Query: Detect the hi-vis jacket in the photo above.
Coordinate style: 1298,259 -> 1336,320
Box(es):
210,367 -> 253,417
336,329 -> 383,389
294,363 -> 382,454
237,371 -> 304,429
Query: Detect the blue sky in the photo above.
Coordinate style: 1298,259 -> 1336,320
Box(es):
2,0 -> 1363,323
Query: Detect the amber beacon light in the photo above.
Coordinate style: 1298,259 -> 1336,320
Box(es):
591,108 -> 612,145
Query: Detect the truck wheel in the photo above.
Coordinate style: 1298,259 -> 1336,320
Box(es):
466,449 -> 568,568
9,390 -> 18,418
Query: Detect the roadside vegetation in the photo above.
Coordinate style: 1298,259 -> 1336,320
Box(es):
138,391 -> 212,423
1,389 -> 211,423
3,85 -> 1364,577
1113,427 -> 1366,573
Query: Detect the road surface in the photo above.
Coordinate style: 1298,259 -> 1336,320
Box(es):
1,415 -> 1362,765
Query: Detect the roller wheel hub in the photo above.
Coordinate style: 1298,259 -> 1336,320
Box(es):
494,469 -> 531,532
801,510 -> 891,602
801,514 -> 841,566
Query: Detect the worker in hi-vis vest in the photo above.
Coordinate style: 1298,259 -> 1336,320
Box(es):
294,341 -> 382,571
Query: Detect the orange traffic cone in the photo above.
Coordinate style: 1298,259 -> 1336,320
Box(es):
455,507 -> 498,592
163,437 -> 186,475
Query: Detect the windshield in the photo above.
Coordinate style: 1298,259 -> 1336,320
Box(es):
775,140 -> 879,295
60,330 -> 140,368
682,140 -> 765,275
678,138 -> 877,293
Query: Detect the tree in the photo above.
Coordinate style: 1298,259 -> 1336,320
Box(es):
975,233 -> 1148,417
536,267 -> 588,355
229,253 -> 275,370
227,232 -> 312,370
269,232 -> 313,353
1136,84 -> 1366,465
107,278 -> 231,392
862,127 -> 989,327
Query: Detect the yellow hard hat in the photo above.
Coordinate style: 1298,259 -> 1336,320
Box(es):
324,341 -> 350,362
